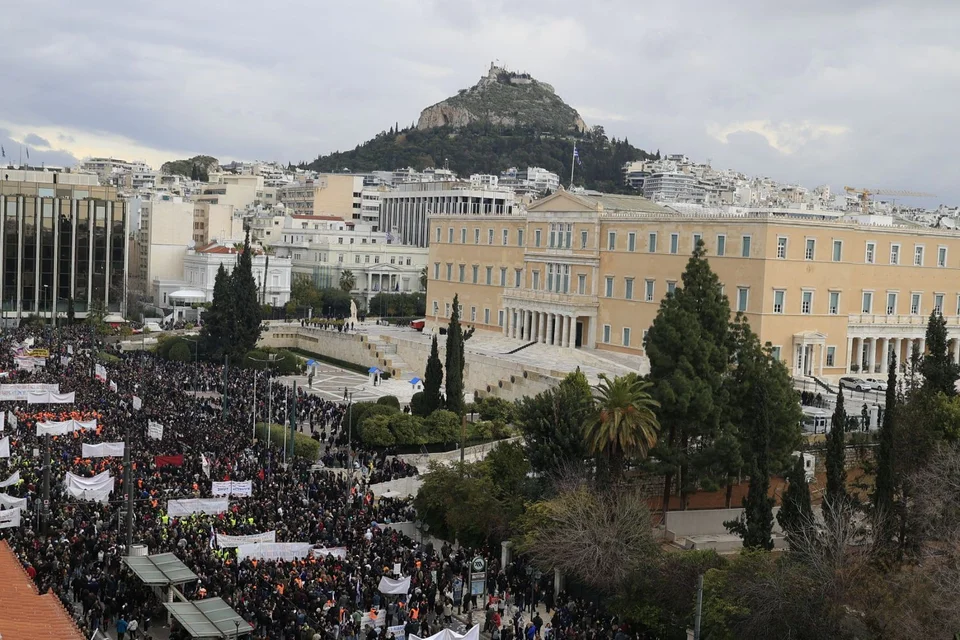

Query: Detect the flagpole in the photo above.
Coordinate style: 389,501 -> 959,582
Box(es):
569,144 -> 576,189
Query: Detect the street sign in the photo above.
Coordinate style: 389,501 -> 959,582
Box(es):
471,556 -> 486,573
470,556 -> 487,597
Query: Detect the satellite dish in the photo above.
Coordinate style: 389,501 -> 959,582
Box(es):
187,239 -> 196,249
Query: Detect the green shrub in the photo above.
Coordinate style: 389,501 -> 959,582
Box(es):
410,392 -> 429,417
96,350 -> 121,364
490,420 -> 514,440
254,422 -> 320,460
388,413 -> 426,445
425,410 -> 460,444
377,395 -> 401,410
477,396 -> 515,424
360,415 -> 396,447
348,402 -> 376,434
356,404 -> 399,440
168,342 -> 193,362
469,420 -> 493,440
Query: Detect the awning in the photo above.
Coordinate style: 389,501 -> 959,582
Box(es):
169,289 -> 206,302
368,367 -> 382,374
123,552 -> 198,586
164,598 -> 251,639
409,377 -> 421,385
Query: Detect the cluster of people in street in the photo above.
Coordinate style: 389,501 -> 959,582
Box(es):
0,325 -> 631,640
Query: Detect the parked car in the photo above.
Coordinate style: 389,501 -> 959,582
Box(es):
865,377 -> 888,392
840,377 -> 872,392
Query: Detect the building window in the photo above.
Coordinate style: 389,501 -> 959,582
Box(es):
433,300 -> 439,315
605,276 -> 614,297
826,346 -> 836,367
436,227 -> 442,243
514,269 -> 521,287
827,291 -> 839,315
771,346 -> 782,362
471,228 -> 478,244
693,233 -> 702,248
888,244 -> 900,265
484,308 -> 490,324
448,228 -> 453,243
485,266 -> 492,285
648,232 -> 657,253
533,270 -> 541,291
623,327 -> 631,347
957,294 -> 960,315
433,263 -> 440,279
502,229 -> 508,245
737,287 -> 749,312
742,235 -> 752,257
498,309 -> 504,327
773,289 -> 785,314
472,265 -> 479,284
832,240 -> 842,262
445,303 -> 450,317
777,237 -> 788,259
355,255 -> 361,263
625,278 -> 634,300
517,229 -> 524,246
500,267 -> 507,285
670,233 -> 679,254
549,224 -> 556,248
578,274 -> 586,295
935,293 -> 945,314
547,264 -> 554,291
374,256 -> 379,264
338,254 -> 344,263
886,292 -> 897,314
915,245 -> 924,266
535,229 -> 542,248
628,232 -> 636,252
565,223 -> 572,248
801,290 -> 813,314
580,230 -> 588,249
458,265 -> 465,282
645,279 -> 655,302
667,281 -> 677,295
603,325 -> 611,344
460,228 -> 466,244
938,246 -> 947,267
865,242 -> 876,264
717,235 -> 726,256
608,231 -> 617,251
911,292 -> 921,314
805,238 -> 815,260
488,229 -> 494,245
862,291 -> 873,314
471,306 -> 477,322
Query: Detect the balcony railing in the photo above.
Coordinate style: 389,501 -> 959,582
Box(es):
848,313 -> 960,326
502,288 -> 599,307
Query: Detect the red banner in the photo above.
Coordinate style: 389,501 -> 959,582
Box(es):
155,454 -> 184,468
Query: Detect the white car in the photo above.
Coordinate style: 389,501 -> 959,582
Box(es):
840,377 -> 872,392
865,378 -> 887,392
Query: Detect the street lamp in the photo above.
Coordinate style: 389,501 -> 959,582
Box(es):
182,336 -> 200,393
247,353 -> 285,443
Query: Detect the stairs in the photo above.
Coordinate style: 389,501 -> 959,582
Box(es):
367,337 -> 409,378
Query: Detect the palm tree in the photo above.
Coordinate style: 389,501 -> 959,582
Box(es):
339,269 -> 356,293
419,266 -> 428,291
584,373 -> 661,480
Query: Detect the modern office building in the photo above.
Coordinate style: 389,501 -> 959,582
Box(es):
0,173 -> 129,320
426,189 -> 960,380
380,181 -> 517,247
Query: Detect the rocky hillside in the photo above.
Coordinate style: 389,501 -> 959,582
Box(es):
161,155 -> 219,178
417,65 -> 587,133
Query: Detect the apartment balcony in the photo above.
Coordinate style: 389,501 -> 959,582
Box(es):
501,288 -> 599,315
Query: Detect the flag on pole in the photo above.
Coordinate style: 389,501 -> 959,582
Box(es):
25,148 -> 29,160
1,146 -> 5,158
573,145 -> 582,167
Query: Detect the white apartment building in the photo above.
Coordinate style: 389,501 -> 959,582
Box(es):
642,171 -> 704,204
379,181 -> 518,247
271,217 -> 428,302
137,197 -> 195,294
470,174 -> 499,188
0,167 -> 99,186
519,167 -> 560,193
195,173 -> 266,210
278,174 -> 380,224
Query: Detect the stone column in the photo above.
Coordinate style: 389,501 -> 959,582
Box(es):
550,313 -> 559,345
819,343 -> 824,377
880,337 -> 890,372
919,337 -> 926,356
525,310 -> 533,341
504,307 -> 511,337
539,312 -> 547,343
562,315 -> 571,348
866,337 -> 876,374
846,336 -> 854,374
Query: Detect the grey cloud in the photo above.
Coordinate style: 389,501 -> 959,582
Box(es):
23,133 -> 50,148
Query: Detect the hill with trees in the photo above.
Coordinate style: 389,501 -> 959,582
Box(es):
161,155 -> 219,178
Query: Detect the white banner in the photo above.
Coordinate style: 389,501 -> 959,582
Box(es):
0,470 -> 20,487
201,454 -> 211,478
109,380 -> 118,393
0,436 -> 8,458
410,626 -> 481,640
65,471 -> 114,495
147,421 -> 164,440
236,542 -> 313,561
82,442 -> 125,458
167,498 -> 229,517
27,390 -> 75,404
0,411 -> 5,431
378,576 -> 411,595
0,493 -> 26,511
133,396 -> 142,411
0,507 -> 21,529
216,531 -> 277,547
95,364 -> 107,381
388,625 -> 406,640
211,481 -> 252,497
313,547 -> 348,559
36,419 -> 97,437
15,356 -> 45,371
0,383 -> 59,401
7,412 -> 16,430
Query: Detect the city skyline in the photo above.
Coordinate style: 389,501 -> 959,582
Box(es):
1,1 -> 957,207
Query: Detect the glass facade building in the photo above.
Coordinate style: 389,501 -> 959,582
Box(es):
0,179 -> 128,320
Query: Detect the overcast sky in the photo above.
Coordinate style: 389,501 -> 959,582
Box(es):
1,0 -> 957,205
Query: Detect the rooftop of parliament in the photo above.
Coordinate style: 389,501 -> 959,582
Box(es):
0,168 -> 128,323
425,189 -> 960,381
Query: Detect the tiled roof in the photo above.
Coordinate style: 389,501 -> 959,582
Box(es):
0,540 -> 85,640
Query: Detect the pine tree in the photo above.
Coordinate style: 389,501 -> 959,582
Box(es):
422,334 -> 444,415
777,454 -> 813,543
920,310 -> 959,396
824,389 -> 849,519
200,263 -> 235,360
444,294 -> 465,416
873,353 -> 897,543
230,230 -> 263,359
646,239 -> 730,511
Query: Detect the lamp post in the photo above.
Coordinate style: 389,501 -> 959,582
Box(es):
182,336 -> 200,394
247,353 -> 284,443
42,284 -> 49,326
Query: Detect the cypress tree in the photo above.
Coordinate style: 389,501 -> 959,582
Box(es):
200,263 -> 235,360
920,310 -> 959,396
230,229 -> 263,359
726,375 -> 774,550
873,353 -> 897,541
824,389 -> 849,519
422,334 -> 444,415
777,454 -> 813,544
444,294 -> 465,416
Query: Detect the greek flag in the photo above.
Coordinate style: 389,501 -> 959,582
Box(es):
385,231 -> 394,242
573,145 -> 582,167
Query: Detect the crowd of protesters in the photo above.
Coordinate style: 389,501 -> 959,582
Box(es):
0,325 -> 633,640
